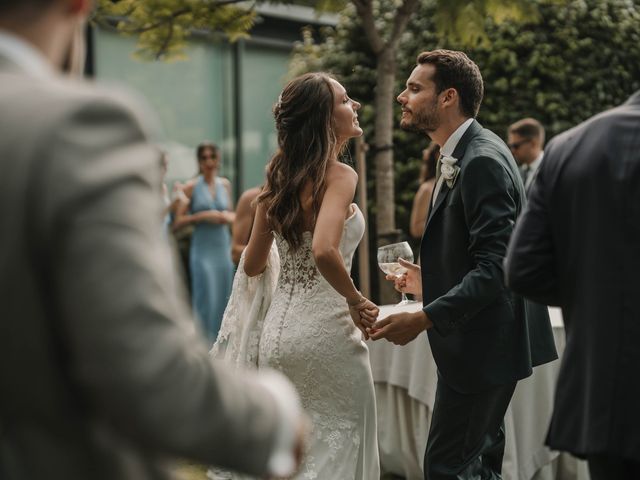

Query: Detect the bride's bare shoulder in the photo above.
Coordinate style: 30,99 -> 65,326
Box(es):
326,162 -> 357,185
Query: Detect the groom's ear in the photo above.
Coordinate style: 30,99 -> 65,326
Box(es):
440,88 -> 459,109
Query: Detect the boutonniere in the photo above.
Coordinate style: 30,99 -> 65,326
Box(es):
440,155 -> 460,188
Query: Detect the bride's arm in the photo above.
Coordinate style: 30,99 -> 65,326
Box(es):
312,164 -> 363,306
244,202 -> 274,277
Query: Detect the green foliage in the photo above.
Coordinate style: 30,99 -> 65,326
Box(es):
474,0 -> 640,137
94,0 -> 256,60
285,0 -> 349,11
290,0 -> 640,238
93,0 -> 348,61
432,0 -> 540,46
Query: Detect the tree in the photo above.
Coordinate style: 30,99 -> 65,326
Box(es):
93,0 -> 348,60
291,0 -> 535,301
293,0 -> 640,301
350,0 -> 537,246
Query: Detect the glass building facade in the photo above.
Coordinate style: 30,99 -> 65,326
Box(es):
92,5 -> 336,197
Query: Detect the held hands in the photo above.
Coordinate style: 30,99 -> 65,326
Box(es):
368,310 -> 433,345
385,257 -> 422,296
188,210 -> 234,225
347,295 -> 379,340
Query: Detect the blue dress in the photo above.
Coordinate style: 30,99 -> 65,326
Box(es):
190,175 -> 234,344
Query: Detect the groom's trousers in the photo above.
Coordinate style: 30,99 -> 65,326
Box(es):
423,373 -> 516,480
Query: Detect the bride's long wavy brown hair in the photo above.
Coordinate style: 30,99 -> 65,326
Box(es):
258,72 -> 338,250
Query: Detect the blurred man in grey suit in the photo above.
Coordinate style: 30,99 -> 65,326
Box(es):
0,1 -> 304,479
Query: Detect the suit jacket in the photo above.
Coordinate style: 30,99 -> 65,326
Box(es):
421,120 -> 557,394
505,91 -> 640,461
0,54 -> 282,479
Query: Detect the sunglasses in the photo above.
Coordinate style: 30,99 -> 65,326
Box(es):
508,139 -> 532,151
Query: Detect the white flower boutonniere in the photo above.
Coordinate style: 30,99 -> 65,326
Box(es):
440,155 -> 460,188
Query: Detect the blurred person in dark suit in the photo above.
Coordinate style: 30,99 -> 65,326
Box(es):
505,91 -> 640,480
507,117 -> 545,193
0,1 -> 305,479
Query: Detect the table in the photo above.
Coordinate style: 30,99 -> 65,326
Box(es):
367,303 -> 590,480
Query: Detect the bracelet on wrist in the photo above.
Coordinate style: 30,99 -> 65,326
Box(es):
347,293 -> 366,308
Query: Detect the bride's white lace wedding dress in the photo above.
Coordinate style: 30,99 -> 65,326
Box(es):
210,203 -> 379,480
258,203 -> 379,479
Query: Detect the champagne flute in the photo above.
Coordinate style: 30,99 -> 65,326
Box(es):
377,241 -> 414,305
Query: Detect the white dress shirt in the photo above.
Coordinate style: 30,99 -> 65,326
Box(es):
0,29 -> 53,77
522,151 -> 544,191
432,118 -> 475,206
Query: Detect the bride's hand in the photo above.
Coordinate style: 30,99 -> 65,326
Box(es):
348,296 -> 379,340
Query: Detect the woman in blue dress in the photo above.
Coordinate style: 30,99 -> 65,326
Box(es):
174,142 -> 235,345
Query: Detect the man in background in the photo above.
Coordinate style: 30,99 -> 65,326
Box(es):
0,1 -> 304,478
507,117 -> 545,192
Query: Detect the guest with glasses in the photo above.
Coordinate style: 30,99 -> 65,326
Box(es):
507,118 -> 545,192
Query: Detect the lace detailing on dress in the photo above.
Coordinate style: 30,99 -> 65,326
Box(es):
275,232 -> 320,296
210,244 -> 279,368
211,205 -> 379,479
257,204 -> 379,479
301,412 -> 361,479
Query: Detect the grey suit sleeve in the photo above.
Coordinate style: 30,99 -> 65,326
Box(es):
424,155 -> 518,335
505,147 -> 560,305
37,93 -> 281,474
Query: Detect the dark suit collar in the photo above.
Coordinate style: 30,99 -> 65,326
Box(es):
625,90 -> 640,106
424,119 -> 483,230
451,119 -> 483,163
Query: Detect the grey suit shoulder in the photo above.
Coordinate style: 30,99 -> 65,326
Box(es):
0,62 -> 287,479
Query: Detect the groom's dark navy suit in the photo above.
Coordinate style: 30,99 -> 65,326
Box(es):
420,119 -> 557,479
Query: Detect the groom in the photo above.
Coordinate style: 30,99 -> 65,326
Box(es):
370,50 -> 558,479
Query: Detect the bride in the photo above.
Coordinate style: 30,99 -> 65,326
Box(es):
232,72 -> 380,479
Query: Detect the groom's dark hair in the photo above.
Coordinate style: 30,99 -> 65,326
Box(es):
417,50 -> 484,119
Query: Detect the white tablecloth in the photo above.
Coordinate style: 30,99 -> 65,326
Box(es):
368,303 -> 590,480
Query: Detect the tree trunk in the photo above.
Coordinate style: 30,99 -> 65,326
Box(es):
374,46 -> 402,304
374,46 -> 397,239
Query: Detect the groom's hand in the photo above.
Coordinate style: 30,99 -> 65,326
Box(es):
368,310 -> 432,345
385,258 -> 422,296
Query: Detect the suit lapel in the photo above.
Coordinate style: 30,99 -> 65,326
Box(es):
426,181 -> 450,226
424,120 -> 483,233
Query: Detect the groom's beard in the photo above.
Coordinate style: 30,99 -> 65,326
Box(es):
400,100 -> 440,135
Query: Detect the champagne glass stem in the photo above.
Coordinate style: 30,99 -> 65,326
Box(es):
397,275 -> 410,305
